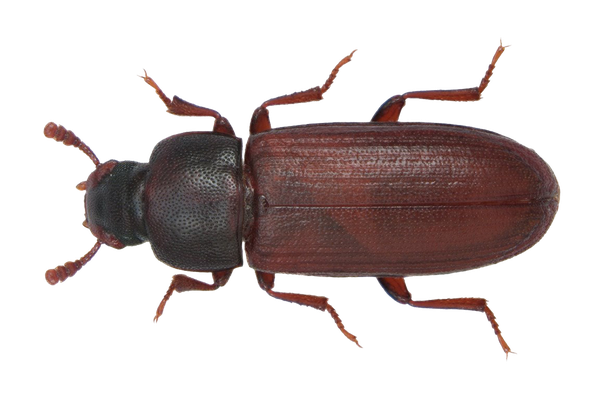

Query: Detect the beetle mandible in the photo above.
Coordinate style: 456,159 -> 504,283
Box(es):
44,43 -> 559,356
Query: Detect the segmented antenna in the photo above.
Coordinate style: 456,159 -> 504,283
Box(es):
44,240 -> 103,286
42,121 -> 100,167
42,121 -> 104,286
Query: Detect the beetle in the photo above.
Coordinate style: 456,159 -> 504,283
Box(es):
44,43 -> 559,356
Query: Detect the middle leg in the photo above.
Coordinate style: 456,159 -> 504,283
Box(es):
256,271 -> 361,347
250,51 -> 356,135
154,269 -> 234,322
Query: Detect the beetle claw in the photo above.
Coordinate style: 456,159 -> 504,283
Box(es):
503,350 -> 519,362
45,45 -> 558,357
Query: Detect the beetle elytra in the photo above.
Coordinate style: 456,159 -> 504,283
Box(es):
45,43 -> 559,356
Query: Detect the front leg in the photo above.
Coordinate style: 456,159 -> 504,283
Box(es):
154,269 -> 234,322
140,70 -> 235,136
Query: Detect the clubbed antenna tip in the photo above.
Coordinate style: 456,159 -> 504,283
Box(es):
44,122 -> 100,166
43,122 -> 104,285
46,241 -> 102,285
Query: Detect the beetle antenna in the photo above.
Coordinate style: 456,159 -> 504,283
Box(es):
45,241 -> 102,285
42,120 -> 104,286
44,122 -> 100,166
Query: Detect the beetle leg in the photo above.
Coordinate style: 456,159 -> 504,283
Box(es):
378,277 -> 512,357
140,70 -> 235,136
250,51 -> 356,135
255,271 -> 361,347
372,42 -> 507,122
154,269 -> 234,322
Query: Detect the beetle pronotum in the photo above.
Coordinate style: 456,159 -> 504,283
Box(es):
45,43 -> 558,356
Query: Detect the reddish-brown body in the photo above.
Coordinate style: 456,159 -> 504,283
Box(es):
44,44 -> 558,356
245,122 -> 558,277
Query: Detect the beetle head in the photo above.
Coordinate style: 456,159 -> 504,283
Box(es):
82,159 -> 149,249
43,123 -> 245,285
43,122 -> 147,285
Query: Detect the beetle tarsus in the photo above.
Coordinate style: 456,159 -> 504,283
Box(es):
503,350 -> 519,362
477,42 -> 507,94
326,304 -> 361,348
47,44 -> 557,356
378,277 -> 512,356
483,305 -> 513,358
140,71 -> 234,135
371,42 -> 508,122
320,49 -> 356,94
140,70 -> 172,108
251,51 -> 355,134
255,271 -> 361,347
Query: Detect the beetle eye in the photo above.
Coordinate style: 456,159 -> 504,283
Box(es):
77,181 -> 87,191
82,220 -> 89,228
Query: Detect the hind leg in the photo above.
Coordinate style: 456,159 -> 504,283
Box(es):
378,276 -> 512,357
372,43 -> 506,122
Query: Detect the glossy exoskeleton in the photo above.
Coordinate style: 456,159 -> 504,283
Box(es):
44,44 -> 559,356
